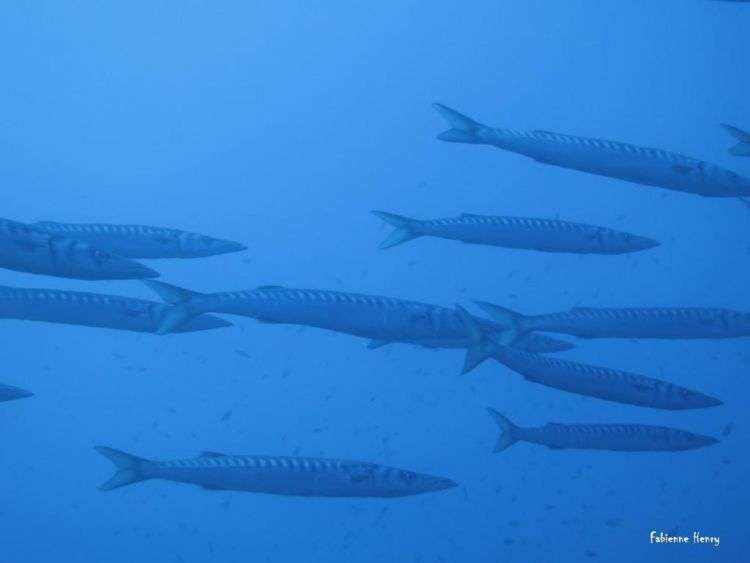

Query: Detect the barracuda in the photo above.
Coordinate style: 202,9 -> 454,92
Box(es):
0,284 -> 231,334
434,103 -> 750,198
143,281 -> 574,357
33,221 -> 247,259
487,409 -> 719,453
95,447 -> 457,498
474,302 -> 750,341
372,211 -> 659,255
0,218 -> 158,280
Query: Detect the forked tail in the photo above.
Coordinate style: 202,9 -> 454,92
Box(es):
473,301 -> 527,341
432,103 -> 486,144
142,280 -> 204,334
95,446 -> 150,491
486,408 -> 520,452
371,211 -> 422,249
721,123 -> 750,156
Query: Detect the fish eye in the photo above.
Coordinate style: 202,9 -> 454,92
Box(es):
400,471 -> 415,483
92,249 -> 110,263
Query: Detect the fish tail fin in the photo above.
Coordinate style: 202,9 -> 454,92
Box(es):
432,103 -> 486,143
486,409 -> 520,452
142,280 -> 203,334
454,304 -> 493,374
95,446 -> 149,491
473,301 -> 526,340
721,123 -> 750,156
371,211 -> 422,249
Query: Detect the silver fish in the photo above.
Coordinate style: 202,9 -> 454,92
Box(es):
0,384 -> 33,403
33,221 -> 247,259
0,284 -> 231,334
434,103 -> 750,197
96,447 -> 457,498
720,123 -> 750,156
475,302 -> 750,341
455,306 -> 721,410
488,409 -> 719,452
143,281 -> 574,360
372,210 -> 659,255
0,218 -> 158,280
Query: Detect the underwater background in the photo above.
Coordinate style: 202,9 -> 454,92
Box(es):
1,1 -> 747,562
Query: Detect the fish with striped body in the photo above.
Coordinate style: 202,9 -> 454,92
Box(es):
0,383 -> 33,403
143,280 -> 573,356
33,221 -> 247,259
372,210 -> 659,255
455,306 -> 721,410
95,447 -> 457,498
0,284 -> 231,334
487,409 -> 719,453
475,302 -> 750,341
434,103 -> 750,197
0,218 -> 158,280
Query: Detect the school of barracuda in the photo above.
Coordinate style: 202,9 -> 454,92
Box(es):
4,12 -> 748,502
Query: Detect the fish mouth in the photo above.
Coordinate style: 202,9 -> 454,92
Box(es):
632,236 -> 661,251
425,476 -> 459,492
126,262 -> 160,279
214,240 -> 247,255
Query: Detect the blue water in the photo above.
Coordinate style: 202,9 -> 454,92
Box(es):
1,2 -> 747,562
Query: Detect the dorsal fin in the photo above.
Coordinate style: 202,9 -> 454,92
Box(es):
256,285 -> 285,290
459,213 -> 481,218
200,451 -> 228,458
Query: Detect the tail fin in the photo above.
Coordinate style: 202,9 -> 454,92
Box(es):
142,280 -> 203,334
474,301 -> 526,341
721,123 -> 750,156
95,446 -> 149,491
371,211 -> 422,249
486,408 -> 520,452
454,304 -> 494,374
432,103 -> 486,144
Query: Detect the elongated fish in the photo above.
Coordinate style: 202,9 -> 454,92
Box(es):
372,210 -> 658,255
0,285 -> 231,334
0,218 -> 158,280
487,409 -> 719,453
434,103 -> 750,197
33,221 -> 247,259
475,301 -> 750,341
455,306 -> 721,409
0,384 -> 33,403
95,447 -> 457,498
720,123 -> 750,156
143,281 -> 573,357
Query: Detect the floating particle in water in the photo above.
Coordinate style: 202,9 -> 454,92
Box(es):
722,423 -> 733,437
234,350 -> 251,359
221,410 -> 232,421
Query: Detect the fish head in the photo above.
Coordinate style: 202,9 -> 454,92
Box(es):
714,168 -> 750,197
672,429 -> 720,450
183,234 -> 247,257
79,246 -> 159,279
677,387 -> 723,409
377,467 -> 458,497
593,228 -> 660,254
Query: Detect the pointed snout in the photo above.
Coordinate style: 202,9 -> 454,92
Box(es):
422,474 -> 459,493
212,239 -> 248,256
121,260 -> 160,279
631,235 -> 661,252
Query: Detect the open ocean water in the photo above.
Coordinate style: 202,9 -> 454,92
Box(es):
1,2 -> 747,562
